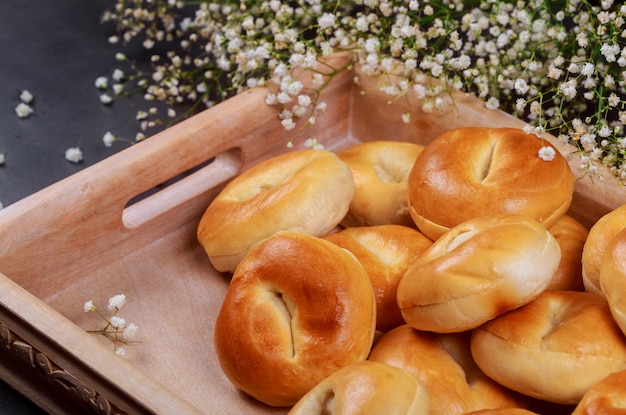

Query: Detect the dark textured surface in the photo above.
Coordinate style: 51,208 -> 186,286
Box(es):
0,1 -> 151,413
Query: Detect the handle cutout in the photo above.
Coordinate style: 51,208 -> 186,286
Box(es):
122,148 -> 242,229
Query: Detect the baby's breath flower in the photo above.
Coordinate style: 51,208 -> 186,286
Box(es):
110,316 -> 126,329
103,131 -> 116,147
124,323 -> 138,340
84,300 -> 96,312
95,76 -> 108,89
99,0 -> 626,182
538,146 -> 556,161
64,147 -> 83,163
19,90 -> 33,103
15,102 -> 33,118
99,94 -> 113,105
108,294 -> 126,310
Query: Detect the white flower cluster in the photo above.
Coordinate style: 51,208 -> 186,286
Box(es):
84,294 -> 138,357
15,90 -> 34,119
101,0 -> 626,181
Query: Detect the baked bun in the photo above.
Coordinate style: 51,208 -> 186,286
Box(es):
582,203 -> 626,295
368,325 -> 524,415
337,141 -> 424,227
323,224 -> 433,332
546,215 -> 587,291
197,149 -> 354,272
471,290 -> 626,405
599,227 -> 626,336
397,215 -> 560,333
287,361 -> 431,415
407,127 -> 574,240
213,232 -> 376,407
571,369 -> 626,415
462,410 -> 539,415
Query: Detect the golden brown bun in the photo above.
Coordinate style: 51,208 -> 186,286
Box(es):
213,232 -> 376,407
407,127 -> 574,240
337,141 -> 424,227
369,325 -> 524,415
571,369 -> 626,415
197,149 -> 354,272
582,203 -> 626,295
547,215 -> 587,291
462,410 -> 539,415
287,361 -> 431,415
471,290 -> 626,405
397,215 -> 560,333
599,227 -> 626,336
323,224 -> 433,332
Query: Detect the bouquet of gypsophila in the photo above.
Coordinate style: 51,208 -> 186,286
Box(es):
98,0 -> 626,183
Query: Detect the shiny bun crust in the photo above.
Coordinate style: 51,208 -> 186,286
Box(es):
287,361 -> 431,415
582,203 -> 626,295
547,215 -> 587,291
368,325 -> 523,415
599,227 -> 626,336
337,141 -> 424,227
213,232 -> 376,407
323,224 -> 433,332
397,215 -> 561,333
463,410 -> 539,415
407,127 -> 574,240
197,149 -> 354,272
571,369 -> 626,415
471,290 -> 626,405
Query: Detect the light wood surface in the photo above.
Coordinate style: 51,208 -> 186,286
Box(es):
0,56 -> 623,414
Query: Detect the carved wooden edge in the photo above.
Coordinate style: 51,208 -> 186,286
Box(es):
0,321 -> 126,415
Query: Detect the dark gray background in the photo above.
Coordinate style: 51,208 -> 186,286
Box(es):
1,1 -> 158,413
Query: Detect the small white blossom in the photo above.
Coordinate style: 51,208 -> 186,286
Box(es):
99,94 -> 113,104
112,69 -> 125,82
108,294 -> 126,310
538,146 -> 556,161
115,347 -> 127,357
15,102 -> 33,118
109,316 -> 126,329
124,323 -> 138,340
514,79 -> 530,94
318,13 -> 336,30
485,97 -> 500,110
64,147 -> 83,163
281,118 -> 295,130
84,300 -> 96,312
19,90 -> 33,103
103,132 -> 116,147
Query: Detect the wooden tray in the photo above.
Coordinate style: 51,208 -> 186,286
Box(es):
0,55 -> 624,414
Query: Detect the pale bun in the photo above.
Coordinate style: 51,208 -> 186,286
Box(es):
287,361 -> 431,415
571,369 -> 626,415
337,141 -> 423,227
582,203 -> 626,295
471,290 -> 626,405
213,232 -> 376,407
197,149 -> 354,272
546,215 -> 587,291
397,215 -> 560,333
599,227 -> 626,336
407,127 -> 574,240
368,325 -> 524,415
323,224 -> 433,332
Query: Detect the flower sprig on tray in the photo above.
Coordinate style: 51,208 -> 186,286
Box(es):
84,294 -> 138,357
98,0 -> 626,183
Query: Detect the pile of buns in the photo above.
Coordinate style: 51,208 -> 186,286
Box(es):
197,127 -> 626,414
